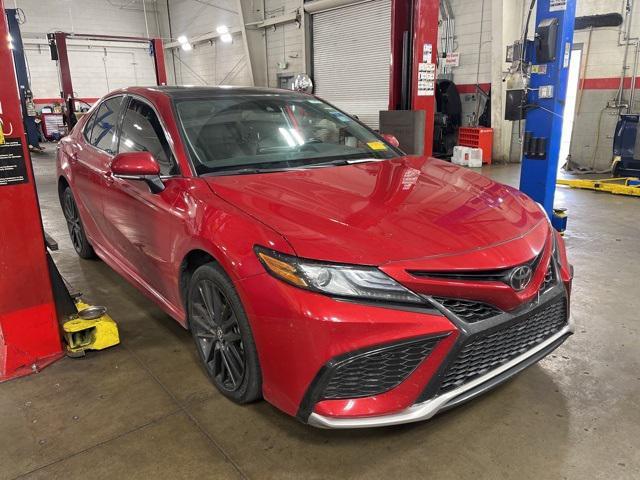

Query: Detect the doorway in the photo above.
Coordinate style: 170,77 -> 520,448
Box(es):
558,45 -> 583,175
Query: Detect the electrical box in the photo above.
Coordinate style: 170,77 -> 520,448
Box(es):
535,18 -> 558,63
506,41 -> 524,63
505,89 -> 526,121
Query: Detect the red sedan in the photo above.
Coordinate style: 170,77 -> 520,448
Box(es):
57,86 -> 573,428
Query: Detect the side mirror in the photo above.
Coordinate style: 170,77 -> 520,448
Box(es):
110,152 -> 165,194
381,133 -> 400,148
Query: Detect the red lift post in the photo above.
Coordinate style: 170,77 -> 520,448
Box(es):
389,0 -> 439,157
49,32 -> 167,122
0,0 -> 64,381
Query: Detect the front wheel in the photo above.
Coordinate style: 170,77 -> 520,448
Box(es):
188,263 -> 262,404
61,186 -> 96,259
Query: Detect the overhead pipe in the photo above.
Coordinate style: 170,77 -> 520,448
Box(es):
439,0 -> 455,78
616,0 -> 635,106
629,40 -> 640,112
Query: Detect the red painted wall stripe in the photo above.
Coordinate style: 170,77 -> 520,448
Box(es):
579,77 -> 636,90
456,83 -> 491,94
456,77 -> 640,93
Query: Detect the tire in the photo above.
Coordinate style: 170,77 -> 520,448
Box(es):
61,186 -> 96,259
187,262 -> 262,404
612,159 -> 622,178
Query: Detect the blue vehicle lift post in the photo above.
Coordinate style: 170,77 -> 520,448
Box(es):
6,8 -> 41,149
518,0 -> 576,232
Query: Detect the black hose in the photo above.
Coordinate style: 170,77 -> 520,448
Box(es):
521,0 -> 537,58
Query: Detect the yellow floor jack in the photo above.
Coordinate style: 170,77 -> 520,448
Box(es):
62,300 -> 120,358
46,235 -> 120,358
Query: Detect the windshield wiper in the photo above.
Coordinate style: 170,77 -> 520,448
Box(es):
207,166 -> 295,176
204,154 -> 385,177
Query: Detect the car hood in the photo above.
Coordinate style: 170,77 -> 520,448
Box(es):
204,156 -> 548,266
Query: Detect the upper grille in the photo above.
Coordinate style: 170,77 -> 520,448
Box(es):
432,297 -> 502,322
407,250 -> 544,286
539,261 -> 555,293
438,297 -> 567,393
322,338 -> 440,399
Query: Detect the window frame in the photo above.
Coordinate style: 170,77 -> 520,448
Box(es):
83,94 -> 126,156
118,94 -> 182,179
82,109 -> 97,144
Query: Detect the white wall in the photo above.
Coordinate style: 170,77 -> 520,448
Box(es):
449,0 -> 492,86
265,0 -> 305,87
161,0 -> 304,88
14,0 -> 160,99
163,0 -> 251,86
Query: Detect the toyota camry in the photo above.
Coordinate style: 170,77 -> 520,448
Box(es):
57,86 -> 573,428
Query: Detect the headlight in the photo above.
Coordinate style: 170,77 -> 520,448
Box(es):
255,247 -> 423,304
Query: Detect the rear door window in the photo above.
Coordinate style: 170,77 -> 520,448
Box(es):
88,96 -> 124,154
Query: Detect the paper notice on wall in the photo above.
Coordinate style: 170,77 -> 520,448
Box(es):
550,0 -> 566,11
423,43 -> 433,63
417,63 -> 436,96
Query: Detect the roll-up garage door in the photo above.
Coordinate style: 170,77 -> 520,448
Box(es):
312,0 -> 391,129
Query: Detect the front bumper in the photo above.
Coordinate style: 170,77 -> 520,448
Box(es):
239,257 -> 572,427
308,317 -> 573,428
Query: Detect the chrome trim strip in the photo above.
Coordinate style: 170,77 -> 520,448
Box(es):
308,316 -> 574,429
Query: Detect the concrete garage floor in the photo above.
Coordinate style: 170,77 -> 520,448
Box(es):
2,149 -> 639,480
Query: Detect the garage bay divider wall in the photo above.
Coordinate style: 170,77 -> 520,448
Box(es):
311,0 -> 391,130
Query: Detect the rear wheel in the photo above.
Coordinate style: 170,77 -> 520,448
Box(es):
61,186 -> 96,259
612,158 -> 622,177
188,263 -> 262,404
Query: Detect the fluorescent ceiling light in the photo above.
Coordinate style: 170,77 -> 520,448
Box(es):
220,33 -> 232,43
177,35 -> 188,44
216,25 -> 229,34
181,42 -> 193,51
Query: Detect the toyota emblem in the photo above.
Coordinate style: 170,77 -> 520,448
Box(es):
509,265 -> 533,291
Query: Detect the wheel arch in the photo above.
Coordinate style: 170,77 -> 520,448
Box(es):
178,248 -> 220,317
58,175 -> 70,202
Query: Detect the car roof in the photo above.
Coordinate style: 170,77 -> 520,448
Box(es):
108,85 -> 308,100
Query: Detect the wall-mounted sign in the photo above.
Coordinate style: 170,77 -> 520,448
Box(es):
445,52 -> 460,67
0,138 -> 28,186
423,43 -> 433,63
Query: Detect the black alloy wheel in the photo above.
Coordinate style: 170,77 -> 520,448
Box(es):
61,187 -> 96,259
188,263 -> 261,403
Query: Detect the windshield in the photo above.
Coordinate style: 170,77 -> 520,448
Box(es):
174,94 -> 401,175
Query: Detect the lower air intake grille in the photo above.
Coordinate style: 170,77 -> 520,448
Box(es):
322,338 -> 440,399
438,298 -> 567,393
432,297 -> 502,322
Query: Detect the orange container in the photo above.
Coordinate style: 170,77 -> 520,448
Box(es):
458,127 -> 493,164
